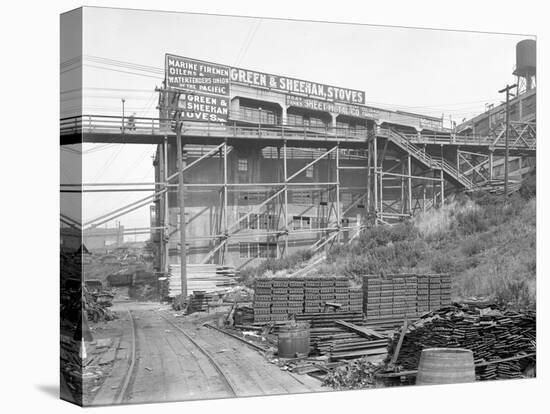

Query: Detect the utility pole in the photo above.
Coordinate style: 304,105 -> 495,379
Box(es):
498,84 -> 517,196
175,110 -> 188,300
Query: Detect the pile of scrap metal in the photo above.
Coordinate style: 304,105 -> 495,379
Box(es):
83,286 -> 116,322
322,357 -> 385,390
386,303 -> 536,380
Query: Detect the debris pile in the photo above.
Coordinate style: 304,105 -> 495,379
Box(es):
387,303 -> 536,380
322,357 -> 383,390
84,286 -> 117,322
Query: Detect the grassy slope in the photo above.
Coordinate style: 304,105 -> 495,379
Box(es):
238,182 -> 536,309
320,192 -> 536,308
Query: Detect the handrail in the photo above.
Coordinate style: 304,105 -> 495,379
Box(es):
60,114 -> 373,143
61,114 -> 535,150
385,128 -> 476,190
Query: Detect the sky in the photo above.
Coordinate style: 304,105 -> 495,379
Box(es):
60,7 -> 534,239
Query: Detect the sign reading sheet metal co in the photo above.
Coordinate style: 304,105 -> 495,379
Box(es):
165,54 -> 230,96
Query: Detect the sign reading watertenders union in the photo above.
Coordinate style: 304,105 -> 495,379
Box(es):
177,92 -> 228,123
165,54 -> 230,96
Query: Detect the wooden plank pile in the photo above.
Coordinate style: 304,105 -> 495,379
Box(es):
467,179 -> 521,196
162,264 -> 237,298
253,277 -> 362,323
363,273 -> 451,326
288,316 -> 387,360
387,304 -> 536,380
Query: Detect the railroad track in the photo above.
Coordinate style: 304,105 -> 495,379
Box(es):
114,310 -> 137,404
112,310 -> 237,403
157,313 -> 238,397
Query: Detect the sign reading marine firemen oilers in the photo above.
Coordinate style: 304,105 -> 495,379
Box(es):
165,54 -> 230,96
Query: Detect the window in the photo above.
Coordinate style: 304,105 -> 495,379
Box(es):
293,216 -> 311,230
238,158 -> 248,172
249,213 -> 258,229
249,243 -> 258,258
238,213 -> 248,230
258,214 -> 273,230
239,243 -> 249,258
306,165 -> 314,178
292,191 -> 313,204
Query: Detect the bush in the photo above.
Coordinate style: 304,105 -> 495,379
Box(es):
495,279 -> 533,309
461,237 -> 485,256
519,170 -> 536,199
431,255 -> 454,273
454,208 -> 488,235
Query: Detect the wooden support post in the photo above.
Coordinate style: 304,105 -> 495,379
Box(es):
373,137 -> 378,215
401,159 -> 405,214
283,141 -> 288,256
422,180 -> 426,213
158,141 -> 165,275
489,151 -> 494,180
379,171 -> 383,220
222,141 -> 228,264
407,154 -> 412,215
335,145 -> 341,242
163,138 -> 169,272
440,145 -> 444,206
366,138 -> 372,215
440,168 -> 445,206
175,117 -> 187,299
456,149 -> 460,179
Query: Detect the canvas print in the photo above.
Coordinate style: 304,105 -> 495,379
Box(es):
60,7 -> 536,406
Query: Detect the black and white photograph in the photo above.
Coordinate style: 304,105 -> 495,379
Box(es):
57,4 -> 538,408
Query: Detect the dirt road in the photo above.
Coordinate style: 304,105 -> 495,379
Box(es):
91,301 -> 323,405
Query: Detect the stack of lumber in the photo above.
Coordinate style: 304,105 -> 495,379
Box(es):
363,273 -> 451,326
253,276 -> 362,323
387,304 -> 536,380
164,264 -> 237,298
467,179 -> 521,195
302,318 -> 387,360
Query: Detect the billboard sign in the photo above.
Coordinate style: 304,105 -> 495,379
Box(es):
286,96 -> 376,118
165,54 -> 230,96
231,67 -> 365,105
177,91 -> 229,123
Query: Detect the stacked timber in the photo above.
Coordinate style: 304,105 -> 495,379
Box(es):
387,304 -> 536,380
467,179 -> 521,195
363,273 -> 451,327
253,277 -> 362,323
164,264 -> 237,298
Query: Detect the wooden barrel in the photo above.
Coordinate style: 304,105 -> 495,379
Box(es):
416,348 -> 475,385
277,322 -> 310,358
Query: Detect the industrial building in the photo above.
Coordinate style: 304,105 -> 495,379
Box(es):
146,39 -> 536,271
59,40 -> 535,272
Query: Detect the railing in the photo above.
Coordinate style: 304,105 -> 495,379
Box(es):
60,114 -> 373,143
398,121 -> 536,150
384,128 -> 476,190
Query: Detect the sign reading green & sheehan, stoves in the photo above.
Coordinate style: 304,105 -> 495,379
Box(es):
165,53 -> 365,105
177,92 -> 229,123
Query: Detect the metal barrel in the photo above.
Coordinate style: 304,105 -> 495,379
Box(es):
277,322 -> 310,358
416,348 -> 475,385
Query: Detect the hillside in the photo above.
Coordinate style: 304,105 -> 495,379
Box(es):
240,188 -> 536,310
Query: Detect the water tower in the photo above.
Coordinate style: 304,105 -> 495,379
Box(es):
513,39 -> 536,95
